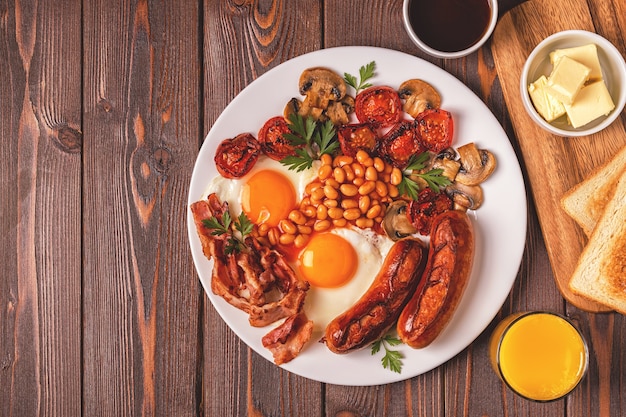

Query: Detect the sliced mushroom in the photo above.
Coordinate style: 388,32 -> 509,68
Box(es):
299,67 -> 347,110
431,154 -> 461,181
398,79 -> 441,118
382,200 -> 418,241
284,97 -> 302,120
445,182 -> 484,211
455,143 -> 496,186
325,98 -> 350,125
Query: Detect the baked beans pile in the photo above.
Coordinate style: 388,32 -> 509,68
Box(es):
255,150 -> 403,249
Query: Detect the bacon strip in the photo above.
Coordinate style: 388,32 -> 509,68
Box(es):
190,193 -> 312,363
262,312 -> 314,365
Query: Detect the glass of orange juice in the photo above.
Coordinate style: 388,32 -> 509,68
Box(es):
489,311 -> 588,402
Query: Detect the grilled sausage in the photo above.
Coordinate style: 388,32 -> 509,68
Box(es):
323,238 -> 428,354
397,210 -> 474,348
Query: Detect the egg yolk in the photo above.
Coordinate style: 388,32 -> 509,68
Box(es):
241,169 -> 296,227
298,233 -> 358,288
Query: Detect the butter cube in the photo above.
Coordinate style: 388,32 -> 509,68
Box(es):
528,75 -> 566,122
564,80 -> 615,128
550,44 -> 603,81
546,55 -> 591,105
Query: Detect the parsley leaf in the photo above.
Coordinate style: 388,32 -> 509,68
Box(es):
371,334 -> 404,373
280,113 -> 338,172
202,211 -> 253,254
344,61 -> 376,94
398,152 -> 452,199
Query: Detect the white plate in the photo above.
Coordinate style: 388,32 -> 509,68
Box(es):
187,46 -> 527,386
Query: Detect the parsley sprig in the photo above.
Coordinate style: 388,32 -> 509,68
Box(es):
344,61 -> 376,94
371,334 -> 404,373
202,211 -> 253,254
280,113 -> 339,172
398,152 -> 452,199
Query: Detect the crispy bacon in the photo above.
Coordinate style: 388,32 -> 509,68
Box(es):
190,193 -> 312,363
262,312 -> 314,365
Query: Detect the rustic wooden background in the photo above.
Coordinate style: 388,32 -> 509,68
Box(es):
1,0 -> 624,416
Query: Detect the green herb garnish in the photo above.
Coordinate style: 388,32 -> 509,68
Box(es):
202,211 -> 253,254
398,152 -> 452,199
344,61 -> 376,94
371,334 -> 404,373
280,113 -> 339,172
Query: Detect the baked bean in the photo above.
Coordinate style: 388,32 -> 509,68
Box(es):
359,195 -> 371,213
328,207 -> 344,220
339,183 -> 359,197
373,157 -> 385,172
279,219 -> 297,234
288,210 -> 307,225
279,233 -> 296,245
297,225 -> 312,235
365,166 -> 378,181
305,181 -> 322,195
302,205 -> 317,218
343,164 -> 355,181
311,187 -> 326,202
314,219 -> 331,232
317,204 -> 328,220
333,218 -> 348,227
388,184 -> 399,198
341,199 -> 359,209
356,217 -> 375,229
320,153 -> 333,166
343,208 -> 361,221
366,204 -> 382,219
268,228 -> 279,246
390,167 -> 403,185
318,164 -> 333,180
333,167 -> 346,183
323,199 -> 338,208
294,234 -> 309,248
352,162 -> 365,178
324,184 -> 339,200
376,180 -> 388,197
334,155 -> 353,167
353,177 -> 365,187
359,181 -> 376,195
258,223 -> 270,237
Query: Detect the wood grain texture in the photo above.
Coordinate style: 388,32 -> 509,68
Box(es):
0,0 -> 82,415
81,0 -> 201,415
492,0 -> 626,312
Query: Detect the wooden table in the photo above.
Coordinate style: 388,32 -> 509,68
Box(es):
1,0 -> 624,416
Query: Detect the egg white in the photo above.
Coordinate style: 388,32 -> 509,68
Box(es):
300,227 -> 395,335
204,156 -> 319,215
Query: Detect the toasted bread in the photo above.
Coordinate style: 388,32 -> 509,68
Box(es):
568,169 -> 626,315
561,145 -> 626,236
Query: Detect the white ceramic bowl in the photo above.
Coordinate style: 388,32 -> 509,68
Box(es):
402,0 -> 498,59
520,30 -> 626,137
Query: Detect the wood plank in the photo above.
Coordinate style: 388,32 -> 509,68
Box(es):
0,0 -> 82,415
491,0 -> 626,311
200,1 -> 324,416
81,1 -> 201,415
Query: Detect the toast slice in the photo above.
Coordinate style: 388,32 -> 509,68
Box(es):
561,145 -> 626,236
568,169 -> 626,314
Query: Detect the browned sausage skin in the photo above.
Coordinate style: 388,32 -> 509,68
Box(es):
397,210 -> 474,349
323,238 -> 428,354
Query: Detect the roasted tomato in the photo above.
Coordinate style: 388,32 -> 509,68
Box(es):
407,188 -> 453,235
337,123 -> 378,157
355,86 -> 403,128
378,120 -> 426,169
258,116 -> 299,161
415,108 -> 454,153
214,133 -> 261,179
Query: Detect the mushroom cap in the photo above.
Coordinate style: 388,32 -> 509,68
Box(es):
398,79 -> 441,118
298,67 -> 347,107
382,200 -> 417,241
445,182 -> 484,211
455,143 -> 496,186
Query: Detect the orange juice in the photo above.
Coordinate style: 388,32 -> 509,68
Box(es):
489,312 -> 588,402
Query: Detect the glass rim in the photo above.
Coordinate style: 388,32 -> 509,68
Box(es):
494,310 -> 589,403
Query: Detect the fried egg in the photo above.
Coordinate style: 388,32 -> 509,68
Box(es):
205,156 -> 319,227
297,227 -> 395,334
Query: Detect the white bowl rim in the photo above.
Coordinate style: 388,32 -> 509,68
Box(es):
402,0 -> 499,59
520,29 -> 626,137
